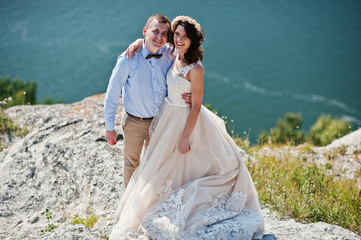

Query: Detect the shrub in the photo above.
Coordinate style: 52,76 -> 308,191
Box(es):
43,96 -> 63,105
0,110 -> 28,152
0,77 -> 63,107
257,113 -> 304,145
0,110 -> 27,136
307,115 -> 352,146
0,77 -> 37,107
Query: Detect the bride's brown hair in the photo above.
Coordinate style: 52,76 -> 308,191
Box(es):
170,17 -> 205,64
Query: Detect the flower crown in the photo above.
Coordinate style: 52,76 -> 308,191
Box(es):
171,16 -> 202,33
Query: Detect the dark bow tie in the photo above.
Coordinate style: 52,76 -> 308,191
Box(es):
146,54 -> 163,59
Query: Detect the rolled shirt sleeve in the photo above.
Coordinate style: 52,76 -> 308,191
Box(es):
104,54 -> 129,131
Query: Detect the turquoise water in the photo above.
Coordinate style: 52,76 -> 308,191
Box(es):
1,0 -> 360,142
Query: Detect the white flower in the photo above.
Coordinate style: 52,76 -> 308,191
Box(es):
171,16 -> 202,33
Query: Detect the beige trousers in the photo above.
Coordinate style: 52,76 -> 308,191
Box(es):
121,111 -> 152,187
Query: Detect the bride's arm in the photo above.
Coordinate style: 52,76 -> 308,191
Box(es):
179,64 -> 204,154
125,38 -> 143,60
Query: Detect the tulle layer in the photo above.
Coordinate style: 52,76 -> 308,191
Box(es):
110,99 -> 264,240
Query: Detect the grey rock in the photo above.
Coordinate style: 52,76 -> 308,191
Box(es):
262,208 -> 361,240
326,128 -> 361,150
1,94 -> 360,239
38,224 -> 107,240
1,95 -> 123,239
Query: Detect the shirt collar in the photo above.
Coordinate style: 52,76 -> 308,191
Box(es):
141,41 -> 164,59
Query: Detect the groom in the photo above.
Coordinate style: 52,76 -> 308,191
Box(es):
104,14 -> 189,187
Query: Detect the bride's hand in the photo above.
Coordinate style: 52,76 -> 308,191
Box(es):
179,137 -> 191,154
125,38 -> 143,60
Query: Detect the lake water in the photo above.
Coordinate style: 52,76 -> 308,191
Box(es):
1,0 -> 360,143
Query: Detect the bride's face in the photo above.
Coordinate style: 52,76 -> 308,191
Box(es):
173,25 -> 191,53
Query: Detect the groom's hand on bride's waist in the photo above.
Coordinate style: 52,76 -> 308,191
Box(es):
105,130 -> 117,145
182,93 -> 192,106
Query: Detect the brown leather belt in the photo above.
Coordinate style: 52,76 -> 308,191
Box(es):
126,112 -> 154,121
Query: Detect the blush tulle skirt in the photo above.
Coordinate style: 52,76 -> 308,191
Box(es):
110,98 -> 264,240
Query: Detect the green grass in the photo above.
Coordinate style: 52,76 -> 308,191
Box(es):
0,109 -> 28,151
68,211 -> 99,228
233,136 -> 252,154
246,146 -> 361,234
299,144 -> 314,154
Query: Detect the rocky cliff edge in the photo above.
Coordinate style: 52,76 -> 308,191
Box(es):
1,94 -> 360,240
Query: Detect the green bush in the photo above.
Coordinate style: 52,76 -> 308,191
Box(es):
0,77 -> 37,107
0,77 -> 63,107
0,110 -> 28,151
43,96 -> 63,105
258,113 -> 304,145
0,111 -> 25,135
307,115 -> 352,146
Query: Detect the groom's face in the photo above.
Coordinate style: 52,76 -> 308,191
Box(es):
143,19 -> 170,54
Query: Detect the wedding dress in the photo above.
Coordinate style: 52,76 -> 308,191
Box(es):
109,62 -> 264,240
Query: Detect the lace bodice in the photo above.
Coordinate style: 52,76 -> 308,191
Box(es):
166,62 -> 199,106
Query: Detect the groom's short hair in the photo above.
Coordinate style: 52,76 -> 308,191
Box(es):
145,14 -> 170,29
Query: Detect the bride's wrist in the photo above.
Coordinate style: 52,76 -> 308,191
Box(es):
180,135 -> 189,142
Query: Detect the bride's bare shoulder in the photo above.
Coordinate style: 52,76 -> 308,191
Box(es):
189,62 -> 204,82
190,62 -> 204,75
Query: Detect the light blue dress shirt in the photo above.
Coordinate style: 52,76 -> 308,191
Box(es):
104,42 -> 174,131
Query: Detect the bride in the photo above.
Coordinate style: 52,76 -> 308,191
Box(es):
109,16 -> 264,240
